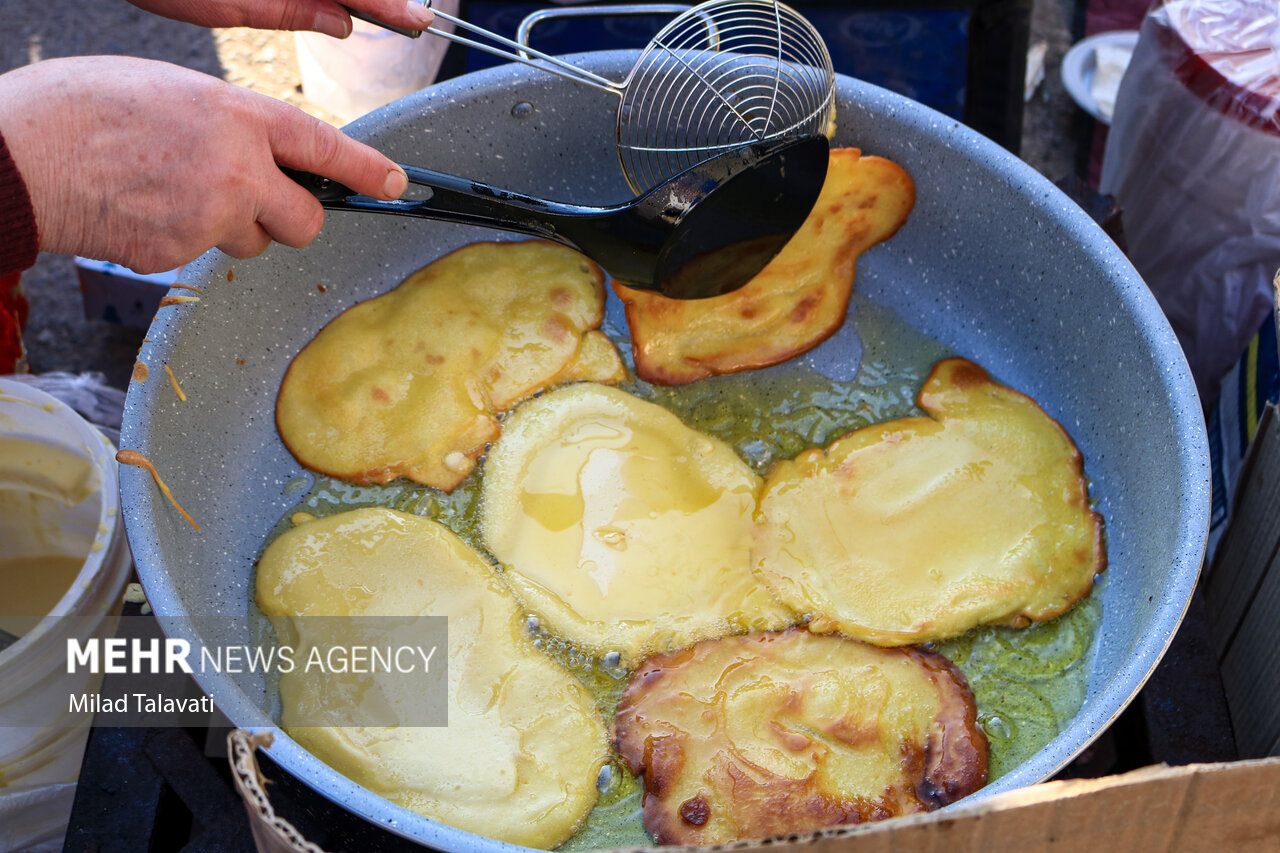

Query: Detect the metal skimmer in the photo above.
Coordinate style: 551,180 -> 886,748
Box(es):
416,0 -> 835,192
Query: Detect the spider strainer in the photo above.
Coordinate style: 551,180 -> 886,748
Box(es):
418,0 -> 835,192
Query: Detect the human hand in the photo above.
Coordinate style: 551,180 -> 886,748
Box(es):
127,0 -> 434,39
0,56 -> 409,272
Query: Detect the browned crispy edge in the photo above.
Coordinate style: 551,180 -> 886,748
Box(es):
618,282 -> 858,387
614,629 -> 989,845
615,153 -> 917,386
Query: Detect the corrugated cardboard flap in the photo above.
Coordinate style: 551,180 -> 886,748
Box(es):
228,730 -> 325,853
228,730 -> 1280,853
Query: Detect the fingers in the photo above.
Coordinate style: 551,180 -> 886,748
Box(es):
332,1 -> 435,34
253,98 -> 406,253
130,1 -> 433,38
254,1 -> 434,38
256,174 -> 328,249
217,222 -> 273,260
267,102 -> 408,201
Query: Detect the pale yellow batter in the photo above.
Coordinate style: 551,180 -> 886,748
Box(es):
480,383 -> 793,666
0,407 -> 101,640
754,358 -> 1106,646
255,507 -> 609,849
0,555 -> 83,637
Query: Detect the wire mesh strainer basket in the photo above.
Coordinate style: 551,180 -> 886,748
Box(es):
418,0 -> 835,192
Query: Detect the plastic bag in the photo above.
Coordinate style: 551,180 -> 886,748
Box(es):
0,783 -> 77,853
1100,0 -> 1280,406
3,371 -> 125,438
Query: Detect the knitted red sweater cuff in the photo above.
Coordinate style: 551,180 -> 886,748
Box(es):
0,129 -> 39,276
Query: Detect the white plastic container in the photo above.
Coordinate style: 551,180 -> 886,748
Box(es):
0,378 -> 132,853
295,4 -> 458,125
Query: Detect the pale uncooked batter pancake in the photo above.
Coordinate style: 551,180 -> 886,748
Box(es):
255,507 -> 609,849
480,383 -> 793,666
754,357 -> 1106,646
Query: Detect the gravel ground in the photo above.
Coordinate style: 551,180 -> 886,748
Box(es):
3,0 -> 1085,391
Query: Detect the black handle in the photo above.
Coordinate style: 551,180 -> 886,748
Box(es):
283,168 -> 357,203
284,164 -> 621,246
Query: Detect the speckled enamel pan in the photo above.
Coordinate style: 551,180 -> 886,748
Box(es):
120,54 -> 1209,851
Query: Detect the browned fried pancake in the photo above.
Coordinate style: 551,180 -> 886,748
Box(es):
614,628 -> 987,844
754,357 -> 1106,645
612,149 -> 915,385
276,240 -> 623,491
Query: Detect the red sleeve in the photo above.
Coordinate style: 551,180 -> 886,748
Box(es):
0,128 -> 38,276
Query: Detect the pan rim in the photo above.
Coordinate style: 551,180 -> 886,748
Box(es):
119,50 -> 1209,850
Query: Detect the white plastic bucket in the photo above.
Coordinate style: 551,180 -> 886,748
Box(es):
295,4 -> 458,124
0,378 -> 132,853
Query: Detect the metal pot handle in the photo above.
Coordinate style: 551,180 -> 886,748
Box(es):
346,3 -> 725,94
514,5 -> 693,60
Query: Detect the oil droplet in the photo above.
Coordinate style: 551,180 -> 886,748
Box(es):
979,712 -> 1014,741
283,476 -> 311,496
593,526 -> 627,550
596,763 -> 617,794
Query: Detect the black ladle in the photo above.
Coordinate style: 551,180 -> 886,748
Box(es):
287,134 -> 829,300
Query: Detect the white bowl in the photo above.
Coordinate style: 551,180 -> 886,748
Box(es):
1061,30 -> 1140,124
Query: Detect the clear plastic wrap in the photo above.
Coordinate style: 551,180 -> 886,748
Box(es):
1100,0 -> 1280,406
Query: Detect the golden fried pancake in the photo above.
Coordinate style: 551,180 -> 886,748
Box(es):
559,329 -> 627,384
255,507 -> 609,849
755,357 -> 1106,646
612,149 -> 915,385
276,240 -> 621,491
614,628 -> 987,844
480,383 -> 793,666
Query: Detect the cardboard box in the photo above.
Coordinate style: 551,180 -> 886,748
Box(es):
1208,401 -> 1280,757
1200,276 -> 1280,759
228,730 -> 1280,853
75,257 -> 181,330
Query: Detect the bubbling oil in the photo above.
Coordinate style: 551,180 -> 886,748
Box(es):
256,293 -> 1101,848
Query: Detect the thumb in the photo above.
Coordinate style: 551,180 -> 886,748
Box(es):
267,103 -> 408,201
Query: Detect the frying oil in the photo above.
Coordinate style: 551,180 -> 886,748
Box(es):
258,292 -> 1102,848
